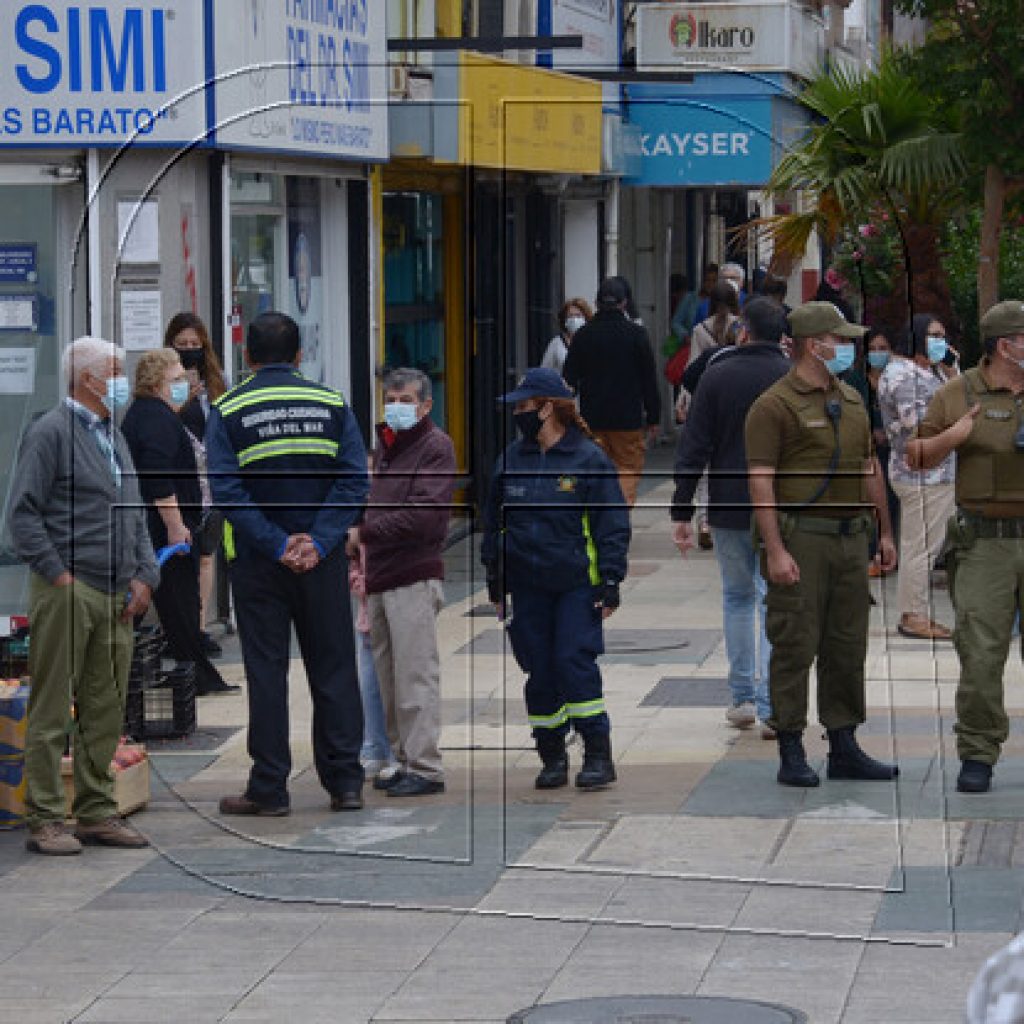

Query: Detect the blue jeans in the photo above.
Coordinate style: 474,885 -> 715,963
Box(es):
357,629 -> 392,764
712,527 -> 771,722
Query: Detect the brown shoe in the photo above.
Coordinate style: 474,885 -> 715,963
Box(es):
218,794 -> 290,817
26,822 -> 82,856
897,615 -> 952,641
74,817 -> 149,848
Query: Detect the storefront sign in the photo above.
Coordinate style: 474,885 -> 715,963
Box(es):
0,348 -> 36,393
626,86 -> 775,186
0,245 -> 37,283
459,53 -> 602,174
636,1 -> 823,77
214,0 -> 388,160
0,1 -> 207,146
0,296 -> 38,332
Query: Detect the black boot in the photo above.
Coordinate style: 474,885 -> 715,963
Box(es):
777,731 -> 820,788
575,733 -> 616,790
826,726 -> 898,780
534,734 -> 569,790
956,759 -> 992,793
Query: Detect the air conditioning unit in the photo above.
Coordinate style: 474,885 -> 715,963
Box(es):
389,65 -> 410,99
845,25 -> 865,55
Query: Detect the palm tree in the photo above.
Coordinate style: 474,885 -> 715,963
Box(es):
757,51 -> 966,328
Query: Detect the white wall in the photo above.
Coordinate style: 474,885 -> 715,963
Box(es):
563,200 -> 601,307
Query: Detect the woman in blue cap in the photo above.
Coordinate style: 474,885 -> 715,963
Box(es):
482,368 -> 631,790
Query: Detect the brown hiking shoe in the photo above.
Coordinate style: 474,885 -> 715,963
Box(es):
26,822 -> 82,856
218,794 -> 290,817
75,817 -> 149,848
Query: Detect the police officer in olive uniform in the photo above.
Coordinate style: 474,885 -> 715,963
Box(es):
746,302 -> 899,787
909,300 -> 1024,793
206,312 -> 369,815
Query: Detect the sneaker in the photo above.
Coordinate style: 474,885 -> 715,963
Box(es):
386,772 -> 445,797
372,764 -> 403,791
725,701 -> 756,729
26,822 -> 82,856
200,631 -> 223,657
74,817 -> 149,848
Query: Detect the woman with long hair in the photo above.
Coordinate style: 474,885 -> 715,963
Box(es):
482,368 -> 630,792
541,297 -> 593,374
164,313 -> 227,656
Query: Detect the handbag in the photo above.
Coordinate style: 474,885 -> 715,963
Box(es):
664,341 -> 691,386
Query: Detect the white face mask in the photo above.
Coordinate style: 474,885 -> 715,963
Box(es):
565,315 -> 586,335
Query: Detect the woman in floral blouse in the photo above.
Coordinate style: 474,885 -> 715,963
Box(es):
877,313 -> 959,639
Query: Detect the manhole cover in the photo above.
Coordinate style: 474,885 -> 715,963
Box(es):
508,995 -> 807,1024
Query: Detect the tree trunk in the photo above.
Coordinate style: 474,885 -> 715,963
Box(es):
979,164 -> 1005,318
905,221 -> 956,333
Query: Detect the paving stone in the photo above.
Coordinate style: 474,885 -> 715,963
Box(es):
640,677 -> 732,707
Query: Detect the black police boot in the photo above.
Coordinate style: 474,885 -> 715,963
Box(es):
776,731 -> 820,788
575,733 -> 616,790
534,734 -> 569,790
826,726 -> 899,780
957,759 -> 993,793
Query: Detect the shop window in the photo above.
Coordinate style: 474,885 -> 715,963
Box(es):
383,193 -> 447,428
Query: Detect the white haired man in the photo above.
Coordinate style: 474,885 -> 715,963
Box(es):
695,262 -> 748,322
9,336 -> 159,855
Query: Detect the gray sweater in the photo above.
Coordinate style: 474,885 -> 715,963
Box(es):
8,402 -> 159,594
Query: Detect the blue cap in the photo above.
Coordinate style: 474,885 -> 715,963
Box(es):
499,367 -> 574,404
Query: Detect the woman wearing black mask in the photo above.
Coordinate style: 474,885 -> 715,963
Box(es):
481,368 -> 631,793
164,313 -> 228,657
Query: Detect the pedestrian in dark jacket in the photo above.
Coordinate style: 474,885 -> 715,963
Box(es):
121,348 -> 237,697
670,298 -> 791,736
347,368 -> 456,798
563,276 -> 661,506
482,368 -> 631,792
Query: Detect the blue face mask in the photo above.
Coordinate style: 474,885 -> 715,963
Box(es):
169,381 -> 191,406
384,402 -> 418,432
927,337 -> 948,364
101,375 -> 131,413
866,350 -> 890,370
823,342 -> 855,376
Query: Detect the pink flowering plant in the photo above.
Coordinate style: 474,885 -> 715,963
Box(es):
829,213 -> 904,298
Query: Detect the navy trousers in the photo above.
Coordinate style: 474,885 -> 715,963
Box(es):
230,548 -> 363,807
507,583 -> 610,739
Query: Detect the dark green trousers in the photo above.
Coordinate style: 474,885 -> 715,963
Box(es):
764,527 -> 869,733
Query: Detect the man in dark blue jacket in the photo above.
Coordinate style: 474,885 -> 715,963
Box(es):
482,368 -> 630,791
670,298 -> 790,737
206,312 -> 369,815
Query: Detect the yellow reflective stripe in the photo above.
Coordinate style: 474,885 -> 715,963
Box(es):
223,521 -> 236,562
218,387 -> 346,416
237,438 -> 340,467
528,705 -> 569,729
581,511 -> 601,586
567,699 -> 606,719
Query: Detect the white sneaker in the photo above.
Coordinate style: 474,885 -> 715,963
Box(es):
725,701 -> 756,729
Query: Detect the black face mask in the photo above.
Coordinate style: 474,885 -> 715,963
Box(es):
513,409 -> 543,443
175,347 -> 205,372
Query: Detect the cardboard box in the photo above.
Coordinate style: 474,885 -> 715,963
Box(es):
0,753 -> 26,828
61,746 -> 150,818
0,683 -> 29,757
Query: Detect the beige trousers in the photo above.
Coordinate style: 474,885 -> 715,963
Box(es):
593,428 -> 645,506
368,579 -> 445,781
892,479 -> 956,621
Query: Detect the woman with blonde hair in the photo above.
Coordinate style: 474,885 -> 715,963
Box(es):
541,297 -> 593,374
482,368 -> 630,793
121,349 -> 237,696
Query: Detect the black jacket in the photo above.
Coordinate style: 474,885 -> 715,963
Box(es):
671,343 -> 790,531
563,309 -> 661,431
482,426 -> 630,593
122,395 -> 203,550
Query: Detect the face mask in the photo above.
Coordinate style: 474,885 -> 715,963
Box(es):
867,350 -> 890,370
564,315 -> 585,335
384,402 -> 418,432
820,342 -> 855,376
95,374 -> 130,413
169,381 -> 191,406
176,347 -> 205,372
927,337 -> 948,364
513,409 -> 543,443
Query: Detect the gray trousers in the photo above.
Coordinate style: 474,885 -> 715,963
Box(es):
368,580 -> 444,781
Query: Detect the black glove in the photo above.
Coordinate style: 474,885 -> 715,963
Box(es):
486,570 -> 505,606
597,581 -> 620,611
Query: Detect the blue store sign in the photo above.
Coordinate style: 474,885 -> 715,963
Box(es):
625,83 -> 780,187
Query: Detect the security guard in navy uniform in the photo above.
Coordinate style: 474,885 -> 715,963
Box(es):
206,312 -> 369,815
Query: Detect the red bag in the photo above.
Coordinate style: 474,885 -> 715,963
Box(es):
664,341 -> 690,386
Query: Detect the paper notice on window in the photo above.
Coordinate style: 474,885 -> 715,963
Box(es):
0,294 -> 36,331
117,199 -> 160,265
0,348 -> 36,394
120,290 -> 163,351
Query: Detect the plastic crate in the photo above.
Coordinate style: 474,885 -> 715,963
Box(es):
129,626 -> 164,690
124,662 -> 196,740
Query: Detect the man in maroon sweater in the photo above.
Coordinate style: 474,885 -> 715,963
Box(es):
347,368 -> 456,796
